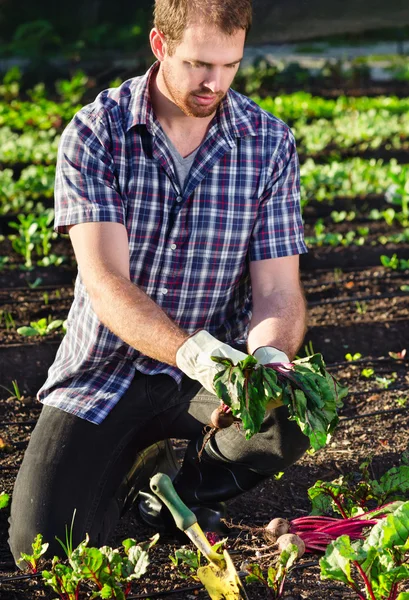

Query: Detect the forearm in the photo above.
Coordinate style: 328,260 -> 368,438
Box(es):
247,289 -> 307,360
86,270 -> 188,365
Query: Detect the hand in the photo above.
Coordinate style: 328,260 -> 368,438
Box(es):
176,330 -> 249,395
253,346 -> 290,365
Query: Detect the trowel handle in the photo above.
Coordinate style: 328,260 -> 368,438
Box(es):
150,472 -> 197,532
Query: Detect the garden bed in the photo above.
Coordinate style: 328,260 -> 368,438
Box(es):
1,76 -> 409,599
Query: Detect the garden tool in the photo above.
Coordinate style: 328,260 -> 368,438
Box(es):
150,473 -> 249,600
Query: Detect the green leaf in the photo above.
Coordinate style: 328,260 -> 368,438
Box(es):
244,563 -> 264,584
364,500 -> 409,551
397,593 -> 409,599
17,326 -> 39,337
0,492 -> 9,509
320,535 -> 358,586
126,546 -> 150,579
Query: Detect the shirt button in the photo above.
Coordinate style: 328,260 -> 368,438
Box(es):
176,196 -> 182,202
161,288 -> 168,295
170,243 -> 177,250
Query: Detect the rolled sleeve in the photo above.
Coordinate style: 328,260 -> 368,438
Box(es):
54,109 -> 125,234
250,127 -> 307,261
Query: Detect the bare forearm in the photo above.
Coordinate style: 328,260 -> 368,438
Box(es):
86,271 -> 188,365
247,290 -> 307,359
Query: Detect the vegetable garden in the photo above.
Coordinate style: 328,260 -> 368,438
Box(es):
1,62 -> 409,599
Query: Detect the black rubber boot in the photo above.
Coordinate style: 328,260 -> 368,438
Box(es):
118,439 -> 179,517
138,435 -> 269,534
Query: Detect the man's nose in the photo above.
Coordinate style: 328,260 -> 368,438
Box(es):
202,68 -> 223,93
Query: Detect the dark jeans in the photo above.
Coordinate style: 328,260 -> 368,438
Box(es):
8,371 -> 308,564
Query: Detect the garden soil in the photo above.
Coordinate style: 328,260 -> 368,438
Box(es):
1,239 -> 409,598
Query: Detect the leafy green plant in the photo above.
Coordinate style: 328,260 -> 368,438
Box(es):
0,379 -> 22,401
55,71 -> 88,104
345,353 -> 362,361
18,533 -> 49,573
308,454 -> 409,519
42,533 -> 159,600
169,546 -> 203,581
241,543 -> 299,598
212,353 -> 347,449
361,368 -> 375,379
0,310 -> 15,330
17,316 -> 64,337
9,213 -> 39,269
320,501 -> 409,599
381,254 -> 409,271
0,492 -> 9,509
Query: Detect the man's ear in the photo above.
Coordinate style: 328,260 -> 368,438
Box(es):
150,28 -> 167,61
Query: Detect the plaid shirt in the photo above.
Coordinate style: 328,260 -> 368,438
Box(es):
38,62 -> 307,424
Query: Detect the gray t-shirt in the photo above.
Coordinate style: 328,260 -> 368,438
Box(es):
162,131 -> 200,193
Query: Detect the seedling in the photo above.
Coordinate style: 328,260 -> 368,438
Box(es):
169,547 -> 202,581
389,349 -> 407,360
17,316 -> 64,337
27,277 -> 43,289
361,368 -> 374,378
18,533 -> 49,573
345,353 -> 362,361
355,301 -> 368,315
0,492 -> 9,509
0,380 -> 22,401
0,256 -> 9,270
241,543 -> 299,598
42,533 -> 159,600
381,254 -> 409,271
0,310 -> 15,330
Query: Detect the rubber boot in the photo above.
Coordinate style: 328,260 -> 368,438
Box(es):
138,435 -> 269,533
118,439 -> 179,517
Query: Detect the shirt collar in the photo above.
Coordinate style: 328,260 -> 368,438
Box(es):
126,61 -> 257,142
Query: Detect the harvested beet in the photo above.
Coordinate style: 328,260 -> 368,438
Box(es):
210,405 -> 234,429
265,517 -> 290,542
275,533 -> 305,558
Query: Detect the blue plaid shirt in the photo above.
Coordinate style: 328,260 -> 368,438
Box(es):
38,62 -> 307,424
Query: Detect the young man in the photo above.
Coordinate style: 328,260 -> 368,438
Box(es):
9,0 -> 309,562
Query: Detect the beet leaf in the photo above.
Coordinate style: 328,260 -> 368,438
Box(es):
212,352 -> 347,448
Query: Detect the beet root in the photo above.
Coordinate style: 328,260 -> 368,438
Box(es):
275,533 -> 305,558
210,405 -> 234,429
264,517 -> 290,542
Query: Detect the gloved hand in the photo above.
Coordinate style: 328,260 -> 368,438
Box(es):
176,330 -> 249,395
253,345 -> 290,365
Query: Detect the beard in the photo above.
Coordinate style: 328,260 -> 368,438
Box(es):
162,64 -> 225,118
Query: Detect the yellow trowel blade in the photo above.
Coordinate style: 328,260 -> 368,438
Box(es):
197,549 -> 248,600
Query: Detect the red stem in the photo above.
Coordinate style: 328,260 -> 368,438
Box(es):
354,561 -> 377,600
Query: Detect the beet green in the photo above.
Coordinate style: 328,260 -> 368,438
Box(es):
212,353 -> 347,449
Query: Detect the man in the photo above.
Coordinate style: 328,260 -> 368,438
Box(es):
9,0 -> 309,563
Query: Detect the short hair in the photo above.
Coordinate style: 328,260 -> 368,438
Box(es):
154,0 -> 252,54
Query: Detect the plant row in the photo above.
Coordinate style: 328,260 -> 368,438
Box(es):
2,451 -> 409,599
2,110 -> 409,168
2,158 -> 408,220
255,92 -> 409,123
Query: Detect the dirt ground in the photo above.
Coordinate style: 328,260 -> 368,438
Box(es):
1,246 -> 408,598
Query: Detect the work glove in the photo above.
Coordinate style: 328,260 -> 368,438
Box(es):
176,330 -> 249,395
253,346 -> 290,410
253,345 -> 290,365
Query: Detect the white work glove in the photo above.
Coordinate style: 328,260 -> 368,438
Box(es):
176,330 -> 249,395
253,346 -> 290,365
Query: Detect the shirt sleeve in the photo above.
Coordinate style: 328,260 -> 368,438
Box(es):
249,126 -> 307,260
54,107 -> 125,234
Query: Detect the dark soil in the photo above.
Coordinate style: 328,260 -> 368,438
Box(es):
1,257 -> 409,599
